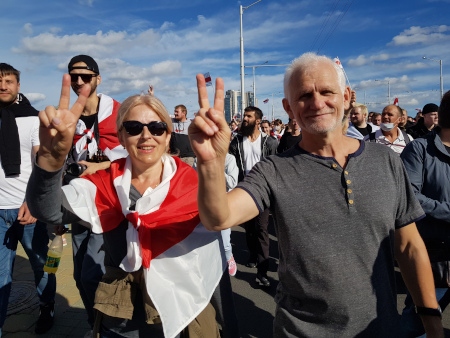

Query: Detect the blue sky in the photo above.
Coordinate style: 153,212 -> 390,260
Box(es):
2,0 -> 450,121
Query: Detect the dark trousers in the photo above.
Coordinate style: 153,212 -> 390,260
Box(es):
72,222 -> 105,327
210,270 -> 240,338
243,209 -> 270,275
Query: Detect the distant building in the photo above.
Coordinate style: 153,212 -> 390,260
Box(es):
224,90 -> 255,122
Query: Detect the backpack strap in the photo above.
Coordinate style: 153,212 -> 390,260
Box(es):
401,129 -> 411,145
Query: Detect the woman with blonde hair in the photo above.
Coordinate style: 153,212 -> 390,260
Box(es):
27,75 -> 224,338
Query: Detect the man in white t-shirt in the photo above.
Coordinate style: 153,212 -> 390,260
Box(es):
170,104 -> 195,166
0,63 -> 56,335
364,104 -> 413,155
228,106 -> 277,287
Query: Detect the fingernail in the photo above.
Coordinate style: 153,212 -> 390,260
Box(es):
52,117 -> 61,125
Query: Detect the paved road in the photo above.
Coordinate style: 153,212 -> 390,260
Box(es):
4,222 -> 450,337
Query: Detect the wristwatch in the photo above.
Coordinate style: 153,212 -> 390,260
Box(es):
415,305 -> 442,317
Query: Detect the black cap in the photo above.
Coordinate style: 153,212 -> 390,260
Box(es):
68,55 -> 99,74
422,103 -> 438,115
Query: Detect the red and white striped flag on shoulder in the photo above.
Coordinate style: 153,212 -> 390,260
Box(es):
263,98 -> 269,104
62,156 -> 225,338
204,72 -> 212,86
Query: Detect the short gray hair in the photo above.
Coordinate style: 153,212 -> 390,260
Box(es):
283,52 -> 346,100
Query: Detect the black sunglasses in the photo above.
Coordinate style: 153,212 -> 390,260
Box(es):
70,73 -> 97,83
122,121 -> 168,136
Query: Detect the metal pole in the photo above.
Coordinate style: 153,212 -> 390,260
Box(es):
440,59 -> 444,100
239,5 -> 245,115
252,66 -> 256,106
388,80 -> 390,105
271,93 -> 274,121
239,0 -> 262,115
423,56 -> 444,100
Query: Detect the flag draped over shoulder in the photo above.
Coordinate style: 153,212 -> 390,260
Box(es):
72,94 -> 126,162
61,155 -> 225,338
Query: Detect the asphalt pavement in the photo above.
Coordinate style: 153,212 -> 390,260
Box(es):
3,223 -> 450,337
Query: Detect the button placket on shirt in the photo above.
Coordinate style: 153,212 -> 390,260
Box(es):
343,169 -> 354,207
329,161 -> 354,208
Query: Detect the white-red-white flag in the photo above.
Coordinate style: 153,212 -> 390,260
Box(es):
334,57 -> 343,69
73,95 -> 128,162
393,97 -> 399,106
204,72 -> 212,86
62,155 -> 225,338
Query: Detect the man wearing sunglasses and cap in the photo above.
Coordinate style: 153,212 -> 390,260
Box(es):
66,54 -> 127,333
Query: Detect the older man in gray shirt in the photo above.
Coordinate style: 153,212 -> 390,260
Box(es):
188,53 -> 443,337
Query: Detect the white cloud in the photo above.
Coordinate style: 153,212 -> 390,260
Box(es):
390,25 -> 450,46
22,23 -> 33,35
78,0 -> 94,6
348,53 -> 390,66
405,62 -> 428,70
25,93 -> 46,104
49,27 -> 62,34
12,31 -> 129,55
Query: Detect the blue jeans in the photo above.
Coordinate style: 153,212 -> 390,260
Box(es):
0,209 -> 56,328
221,229 -> 232,261
72,222 -> 105,328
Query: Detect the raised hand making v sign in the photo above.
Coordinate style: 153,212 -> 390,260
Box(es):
188,74 -> 230,163
37,74 -> 90,172
188,74 -> 260,232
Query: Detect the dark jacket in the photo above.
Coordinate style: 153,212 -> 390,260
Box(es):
229,133 -> 277,182
406,117 -> 433,139
400,130 -> 450,261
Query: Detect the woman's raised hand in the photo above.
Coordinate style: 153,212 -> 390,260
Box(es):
188,74 -> 231,164
37,74 -> 90,171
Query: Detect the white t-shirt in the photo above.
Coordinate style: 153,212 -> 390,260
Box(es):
0,116 -> 39,208
243,133 -> 262,175
172,119 -> 191,135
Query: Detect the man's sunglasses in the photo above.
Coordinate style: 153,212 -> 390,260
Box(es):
122,121 -> 168,136
70,74 -> 97,83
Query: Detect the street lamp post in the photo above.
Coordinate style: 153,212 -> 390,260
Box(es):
423,56 -> 444,99
245,63 -> 289,106
251,61 -> 268,104
375,79 -> 390,105
240,0 -> 262,115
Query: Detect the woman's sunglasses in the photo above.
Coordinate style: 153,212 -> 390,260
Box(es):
70,74 -> 97,83
122,121 -> 168,136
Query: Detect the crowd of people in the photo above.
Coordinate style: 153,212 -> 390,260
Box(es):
0,51 -> 448,337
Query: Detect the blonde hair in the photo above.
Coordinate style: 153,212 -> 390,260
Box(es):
116,94 -> 173,134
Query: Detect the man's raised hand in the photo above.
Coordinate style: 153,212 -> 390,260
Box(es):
188,74 -> 231,163
37,74 -> 90,171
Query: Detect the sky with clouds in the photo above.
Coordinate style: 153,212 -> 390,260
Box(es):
2,0 -> 450,121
